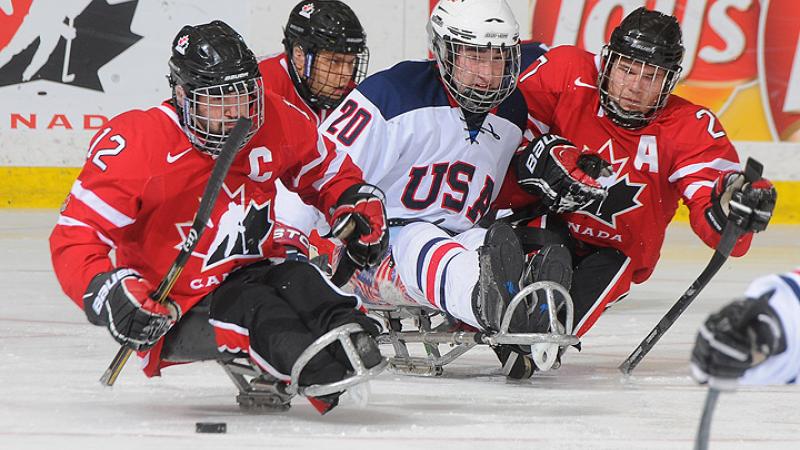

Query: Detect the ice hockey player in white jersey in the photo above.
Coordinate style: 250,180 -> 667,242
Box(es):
315,0 -> 605,378
691,268 -> 800,386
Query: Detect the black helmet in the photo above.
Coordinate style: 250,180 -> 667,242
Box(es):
282,0 -> 369,110
168,20 -> 264,155
598,7 -> 684,129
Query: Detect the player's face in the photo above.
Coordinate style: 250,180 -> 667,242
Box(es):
607,56 -> 667,113
451,45 -> 506,92
293,47 -> 357,102
192,91 -> 252,135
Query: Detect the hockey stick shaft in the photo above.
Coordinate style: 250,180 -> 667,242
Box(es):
61,16 -> 75,82
618,158 -> 763,375
330,218 -> 358,287
694,387 -> 720,450
331,254 -> 358,287
99,117 -> 252,387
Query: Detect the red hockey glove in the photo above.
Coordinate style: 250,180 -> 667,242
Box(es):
83,268 -> 180,351
330,183 -> 389,269
516,134 -> 612,213
707,171 -> 777,233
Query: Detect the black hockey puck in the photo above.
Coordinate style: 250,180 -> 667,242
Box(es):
195,422 -> 226,433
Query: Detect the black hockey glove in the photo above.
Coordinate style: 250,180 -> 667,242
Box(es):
706,171 -> 777,233
330,183 -> 389,269
516,134 -> 612,213
691,292 -> 786,386
83,268 -> 180,351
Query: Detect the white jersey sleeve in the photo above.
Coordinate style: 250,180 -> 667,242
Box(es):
319,88 -> 402,188
740,270 -> 800,385
274,180 -> 328,236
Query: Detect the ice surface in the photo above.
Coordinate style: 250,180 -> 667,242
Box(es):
1,210 -> 798,449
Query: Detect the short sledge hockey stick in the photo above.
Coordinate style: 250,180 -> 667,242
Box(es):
99,117 -> 252,386
618,157 -> 763,375
329,217 -> 360,287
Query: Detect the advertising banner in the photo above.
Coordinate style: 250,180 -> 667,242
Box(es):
529,0 -> 799,143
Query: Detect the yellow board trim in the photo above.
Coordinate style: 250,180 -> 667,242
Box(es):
1,167 -> 80,209
1,166 -> 799,223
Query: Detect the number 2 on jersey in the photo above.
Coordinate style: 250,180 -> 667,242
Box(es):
326,99 -> 371,146
696,109 -> 726,139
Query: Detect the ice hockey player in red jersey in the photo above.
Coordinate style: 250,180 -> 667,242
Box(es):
495,7 -> 777,375
262,0 -> 367,124
260,0 -> 369,261
49,20 -> 388,413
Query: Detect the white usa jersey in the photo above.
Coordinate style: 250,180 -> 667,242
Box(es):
320,59 -> 530,233
740,269 -> 800,385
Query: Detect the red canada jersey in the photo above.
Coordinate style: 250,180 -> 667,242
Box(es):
513,45 -> 753,284
50,91 -> 364,313
259,53 -> 332,125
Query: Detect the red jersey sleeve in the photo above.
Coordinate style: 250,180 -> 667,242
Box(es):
49,112 -> 151,307
518,46 -> 574,137
666,104 -> 753,256
270,95 -> 365,222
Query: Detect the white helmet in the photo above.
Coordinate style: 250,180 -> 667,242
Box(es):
428,0 -> 521,113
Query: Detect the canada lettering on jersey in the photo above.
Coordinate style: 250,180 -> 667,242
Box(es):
189,272 -> 231,290
173,183 -> 273,271
567,222 -> 623,242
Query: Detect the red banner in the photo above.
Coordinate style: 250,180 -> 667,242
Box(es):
762,0 -> 800,141
523,0 -> 797,142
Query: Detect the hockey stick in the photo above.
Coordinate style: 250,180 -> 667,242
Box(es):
99,117 -> 252,387
618,157 -> 763,375
694,387 -> 721,450
331,248 -> 358,287
61,16 -> 76,83
330,218 -> 359,287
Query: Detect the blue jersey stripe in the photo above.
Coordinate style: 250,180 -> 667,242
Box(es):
416,237 -> 446,293
778,274 -> 800,303
438,252 -> 459,314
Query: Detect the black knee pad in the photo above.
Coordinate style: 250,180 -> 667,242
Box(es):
571,247 -> 629,323
263,261 -> 380,335
576,247 -> 628,271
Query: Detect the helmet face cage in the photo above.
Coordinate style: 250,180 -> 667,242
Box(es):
283,0 -> 368,110
178,77 -> 265,156
432,32 -> 521,114
297,45 -> 369,110
598,46 -> 681,129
